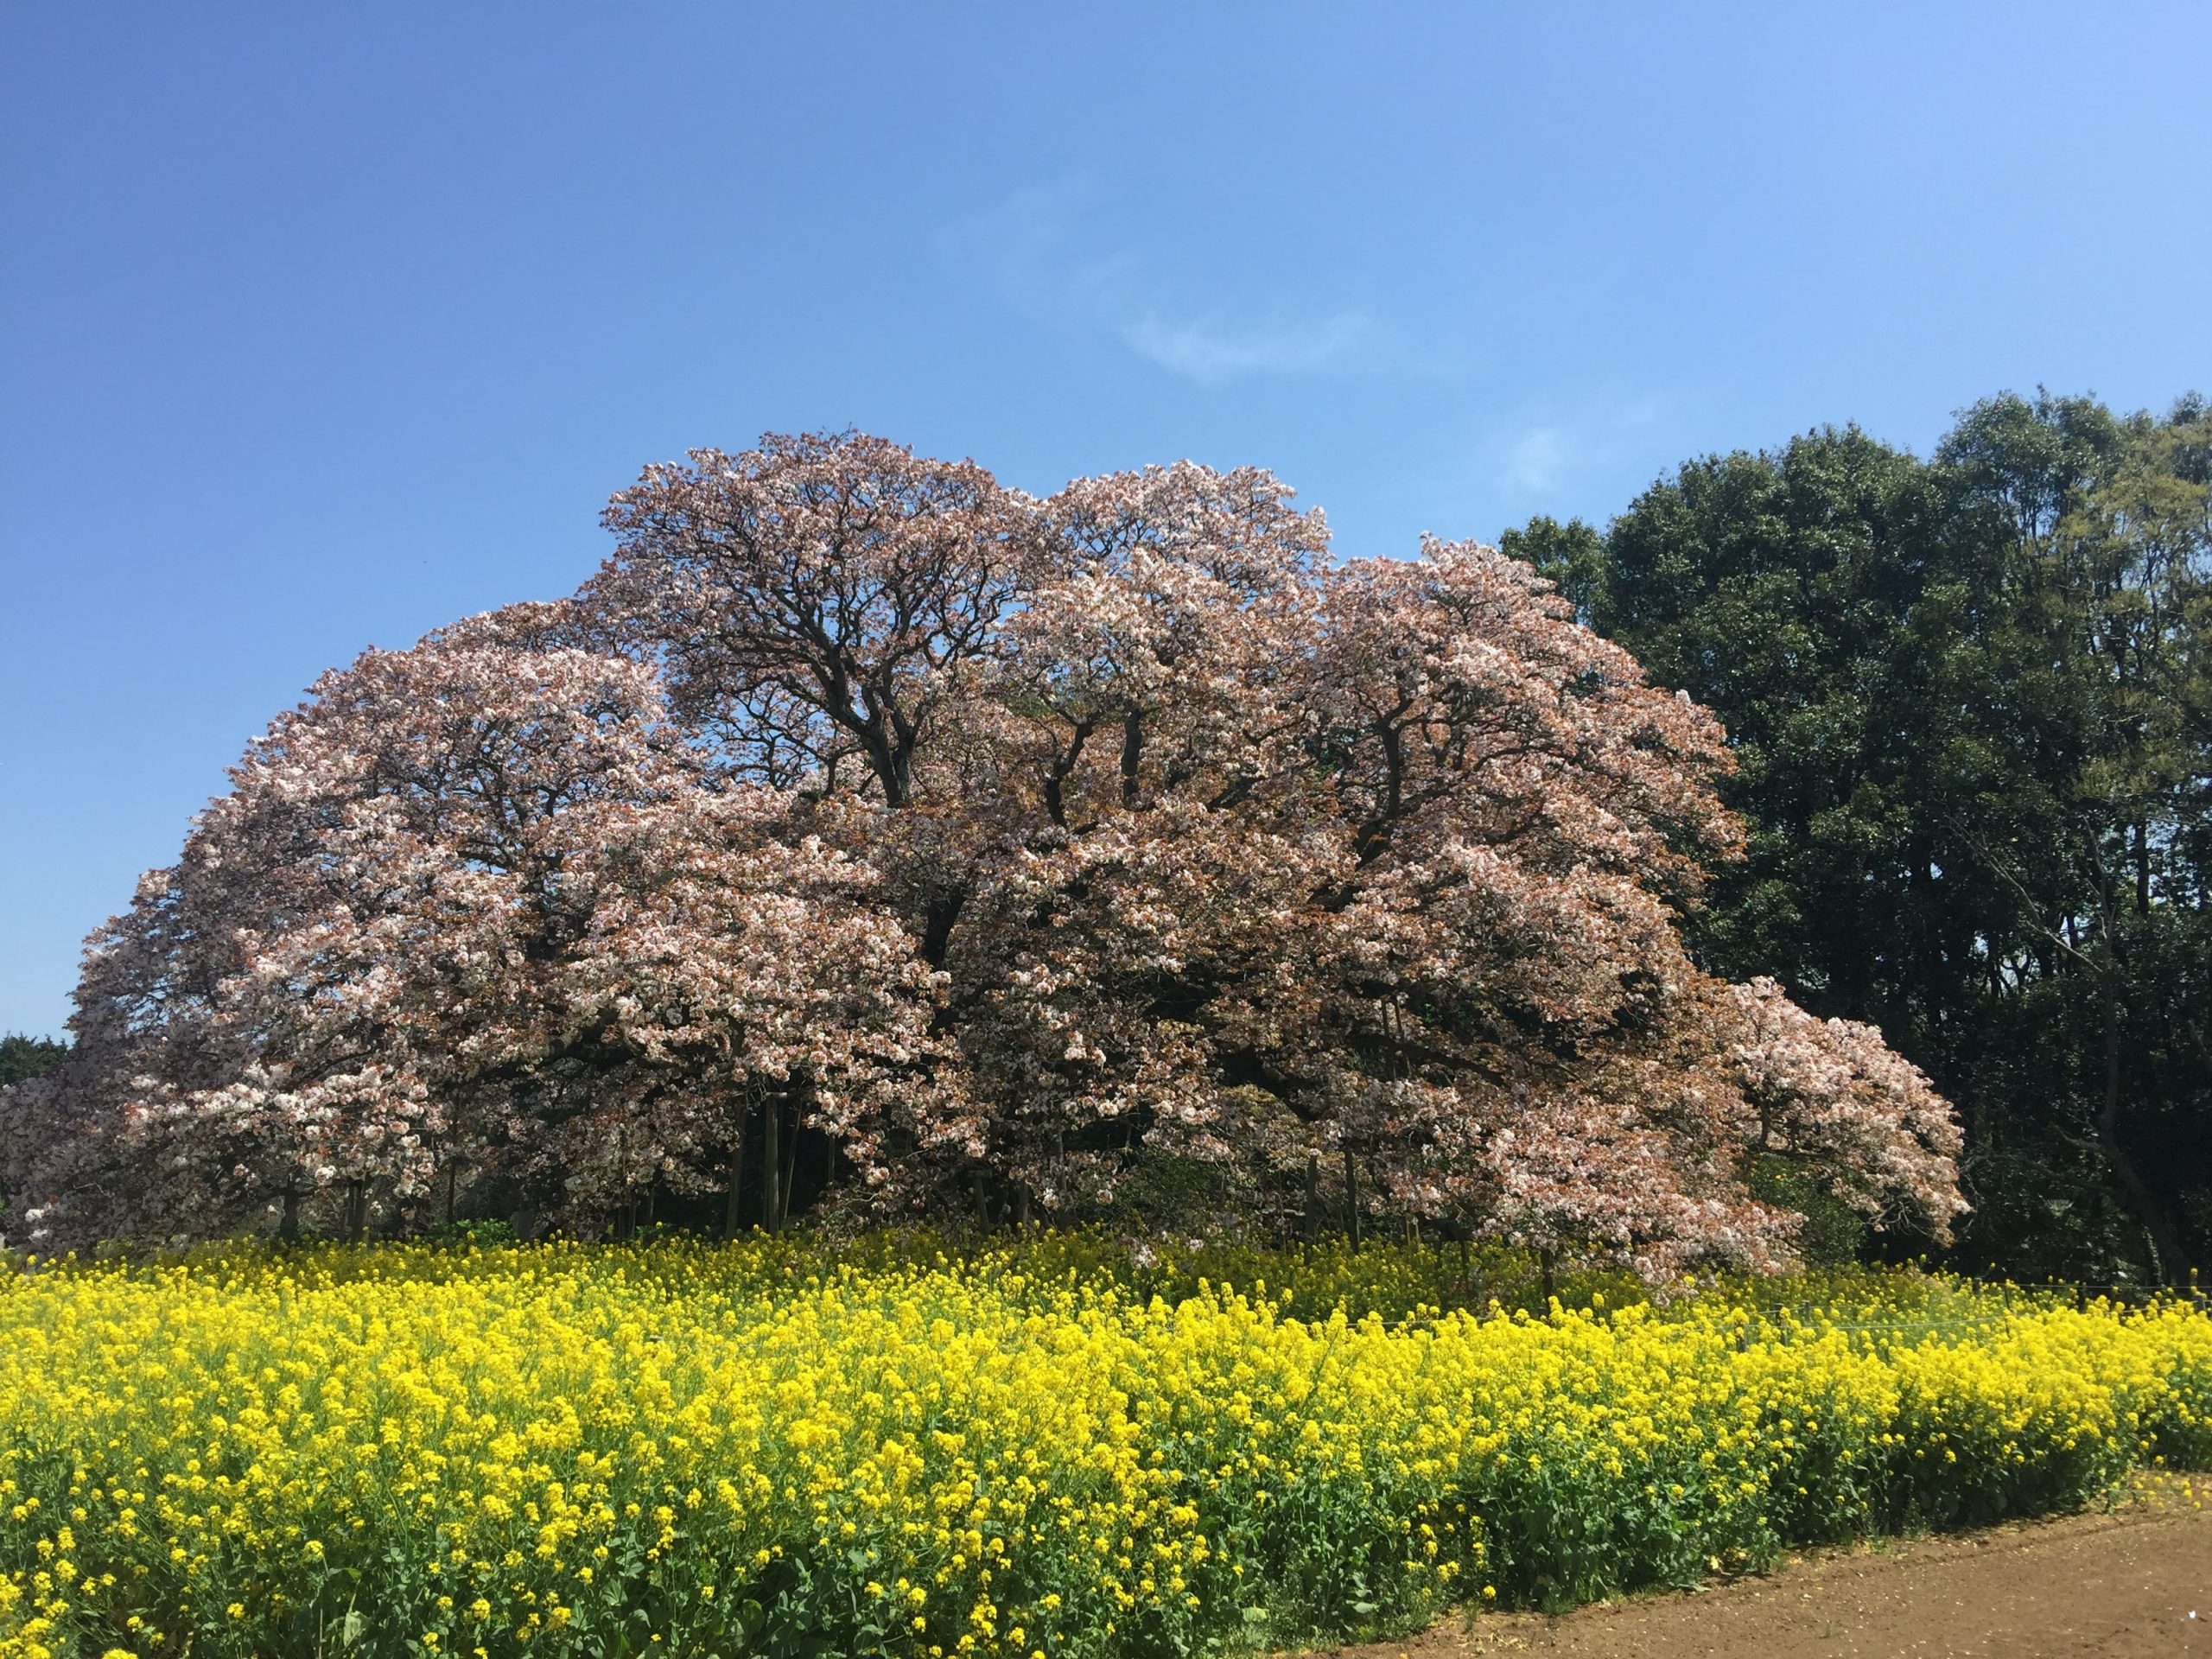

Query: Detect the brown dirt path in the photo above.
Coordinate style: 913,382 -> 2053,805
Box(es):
1300,1497 -> 2212,1659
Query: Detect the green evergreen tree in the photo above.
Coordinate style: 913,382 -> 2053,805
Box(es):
0,1033 -> 67,1089
1510,394 -> 2211,1280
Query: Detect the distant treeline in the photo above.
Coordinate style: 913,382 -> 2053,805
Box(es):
1506,390 -> 2210,1282
0,1034 -> 66,1090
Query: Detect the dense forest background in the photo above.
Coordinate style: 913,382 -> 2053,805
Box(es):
1507,390 -> 2211,1283
6,389 -> 2204,1281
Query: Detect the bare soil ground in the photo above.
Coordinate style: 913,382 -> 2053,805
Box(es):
1302,1493 -> 2212,1659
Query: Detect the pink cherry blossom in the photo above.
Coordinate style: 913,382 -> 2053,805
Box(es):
7,431 -> 1965,1276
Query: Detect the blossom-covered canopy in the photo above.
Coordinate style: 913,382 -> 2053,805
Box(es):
6,432 -> 1965,1273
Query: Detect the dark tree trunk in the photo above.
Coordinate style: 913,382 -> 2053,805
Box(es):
1342,1145 -> 1360,1250
778,1100 -> 799,1224
280,1185 -> 300,1243
921,892 -> 967,969
2094,853 -> 2192,1281
1043,718 -> 1096,830
722,1104 -> 749,1242
761,1096 -> 781,1235
615,1125 -> 630,1239
2097,931 -> 2192,1281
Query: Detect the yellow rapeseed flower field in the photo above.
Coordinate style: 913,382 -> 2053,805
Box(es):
0,1237 -> 2206,1658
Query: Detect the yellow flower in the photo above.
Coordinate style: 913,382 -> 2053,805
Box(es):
0,1234 -> 2205,1657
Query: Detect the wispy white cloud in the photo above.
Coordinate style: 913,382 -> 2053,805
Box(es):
1121,310 -> 1373,385
940,181 -> 1381,385
937,182 -> 1134,321
1399,389 -> 1696,545
1503,424 -> 1570,493
1478,391 -> 1679,505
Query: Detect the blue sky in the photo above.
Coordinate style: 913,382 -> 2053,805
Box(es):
3,3 -> 2209,1038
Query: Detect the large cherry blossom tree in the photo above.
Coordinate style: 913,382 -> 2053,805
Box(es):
7,623 -> 936,1245
5,431 -> 1966,1272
